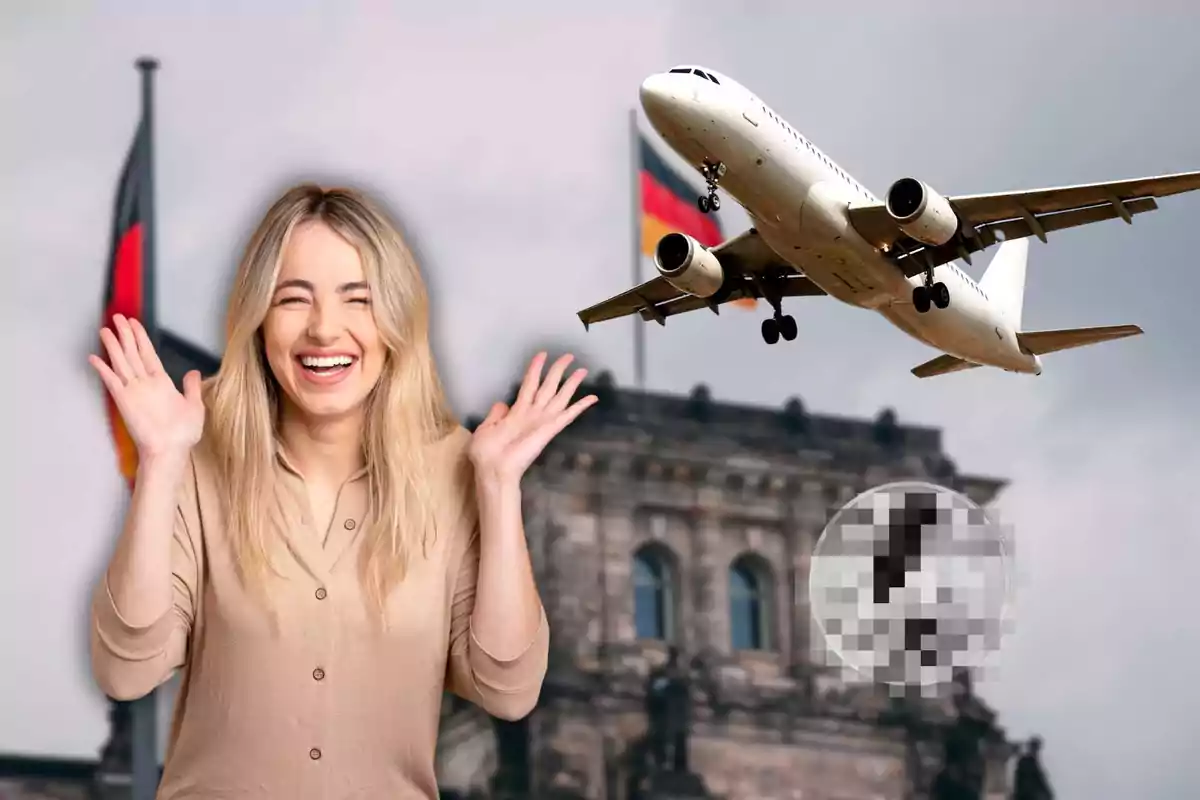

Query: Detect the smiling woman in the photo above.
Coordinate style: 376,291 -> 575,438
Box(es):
263,222 -> 386,427
86,183 -> 597,799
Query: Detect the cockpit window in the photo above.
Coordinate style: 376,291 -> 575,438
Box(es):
668,67 -> 720,84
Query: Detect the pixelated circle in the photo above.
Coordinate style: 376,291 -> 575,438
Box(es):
807,481 -> 1013,687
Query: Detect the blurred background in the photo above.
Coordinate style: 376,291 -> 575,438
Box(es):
2,1 -> 1198,798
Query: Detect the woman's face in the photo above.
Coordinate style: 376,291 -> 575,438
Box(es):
262,219 -> 386,423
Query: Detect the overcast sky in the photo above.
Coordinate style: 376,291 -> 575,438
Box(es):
2,2 -> 1198,797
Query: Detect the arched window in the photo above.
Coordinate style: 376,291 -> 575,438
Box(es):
729,555 -> 770,651
632,546 -> 674,641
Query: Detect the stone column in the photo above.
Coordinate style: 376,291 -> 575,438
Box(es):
596,465 -> 639,665
787,480 -> 826,675
690,482 -> 726,657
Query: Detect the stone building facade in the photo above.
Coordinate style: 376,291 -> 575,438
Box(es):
0,372 -> 1016,800
435,375 -> 1015,800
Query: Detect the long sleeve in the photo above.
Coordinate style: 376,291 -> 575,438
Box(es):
444,526 -> 549,720
90,454 -> 204,701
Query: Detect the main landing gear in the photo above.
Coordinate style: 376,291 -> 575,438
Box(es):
761,305 -> 797,345
911,266 -> 950,314
697,160 -> 726,213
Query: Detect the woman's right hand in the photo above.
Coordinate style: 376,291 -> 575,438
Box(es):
89,313 -> 205,461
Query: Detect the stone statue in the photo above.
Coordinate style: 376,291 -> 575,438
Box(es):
930,669 -> 993,800
645,645 -> 692,772
627,646 -> 715,800
1012,736 -> 1054,800
950,668 -> 997,729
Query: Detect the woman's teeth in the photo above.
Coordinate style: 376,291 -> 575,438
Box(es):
299,355 -> 354,372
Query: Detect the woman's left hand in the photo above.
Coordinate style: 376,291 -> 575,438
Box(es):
468,352 -> 598,487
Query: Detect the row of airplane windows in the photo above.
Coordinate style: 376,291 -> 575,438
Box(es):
757,102 -> 875,202
753,103 -> 990,289
664,68 -> 873,202
945,261 -> 989,299
752,103 -> 988,289
663,71 -> 988,291
662,72 -> 985,286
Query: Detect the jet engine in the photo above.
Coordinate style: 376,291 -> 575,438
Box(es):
653,232 -> 725,298
884,177 -> 959,247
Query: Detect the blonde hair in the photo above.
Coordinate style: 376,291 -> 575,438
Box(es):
202,183 -> 458,618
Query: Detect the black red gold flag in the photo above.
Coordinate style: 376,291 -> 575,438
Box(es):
637,135 -> 754,309
101,116 -> 153,487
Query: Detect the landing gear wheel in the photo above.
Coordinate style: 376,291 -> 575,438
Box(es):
698,159 -> 726,215
778,314 -> 797,341
931,281 -> 950,309
913,285 -> 931,314
761,317 -> 780,345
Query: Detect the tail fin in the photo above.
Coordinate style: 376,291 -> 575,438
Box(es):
978,237 -> 1029,330
1016,324 -> 1143,356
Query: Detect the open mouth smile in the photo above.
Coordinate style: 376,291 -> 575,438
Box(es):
295,353 -> 359,386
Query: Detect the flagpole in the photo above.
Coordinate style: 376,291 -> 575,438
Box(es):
630,107 -> 645,394
137,56 -> 159,348
131,55 -> 160,800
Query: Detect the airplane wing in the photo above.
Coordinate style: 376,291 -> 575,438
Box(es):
708,227 -> 794,274
847,170 -> 1200,277
577,228 -> 826,328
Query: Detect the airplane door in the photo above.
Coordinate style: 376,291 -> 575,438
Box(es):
742,101 -> 761,128
794,191 -> 808,246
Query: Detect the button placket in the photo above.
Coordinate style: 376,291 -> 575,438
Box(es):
310,559 -> 333,777
322,477 -> 363,571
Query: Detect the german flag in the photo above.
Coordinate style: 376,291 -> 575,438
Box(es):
102,113 -> 154,489
638,135 -> 722,255
638,134 -> 755,308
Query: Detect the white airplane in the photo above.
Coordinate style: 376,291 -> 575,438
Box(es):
578,65 -> 1200,377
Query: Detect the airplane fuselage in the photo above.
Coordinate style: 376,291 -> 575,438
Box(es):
638,67 -> 1043,375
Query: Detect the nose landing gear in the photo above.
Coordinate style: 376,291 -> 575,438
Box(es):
697,160 -> 726,213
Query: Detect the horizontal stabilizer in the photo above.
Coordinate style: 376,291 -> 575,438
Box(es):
1016,324 -> 1144,356
911,353 -> 983,379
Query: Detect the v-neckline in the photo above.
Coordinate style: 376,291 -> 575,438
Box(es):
274,447 -> 367,579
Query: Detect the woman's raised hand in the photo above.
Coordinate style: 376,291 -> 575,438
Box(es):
89,314 -> 205,460
468,352 -> 597,487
